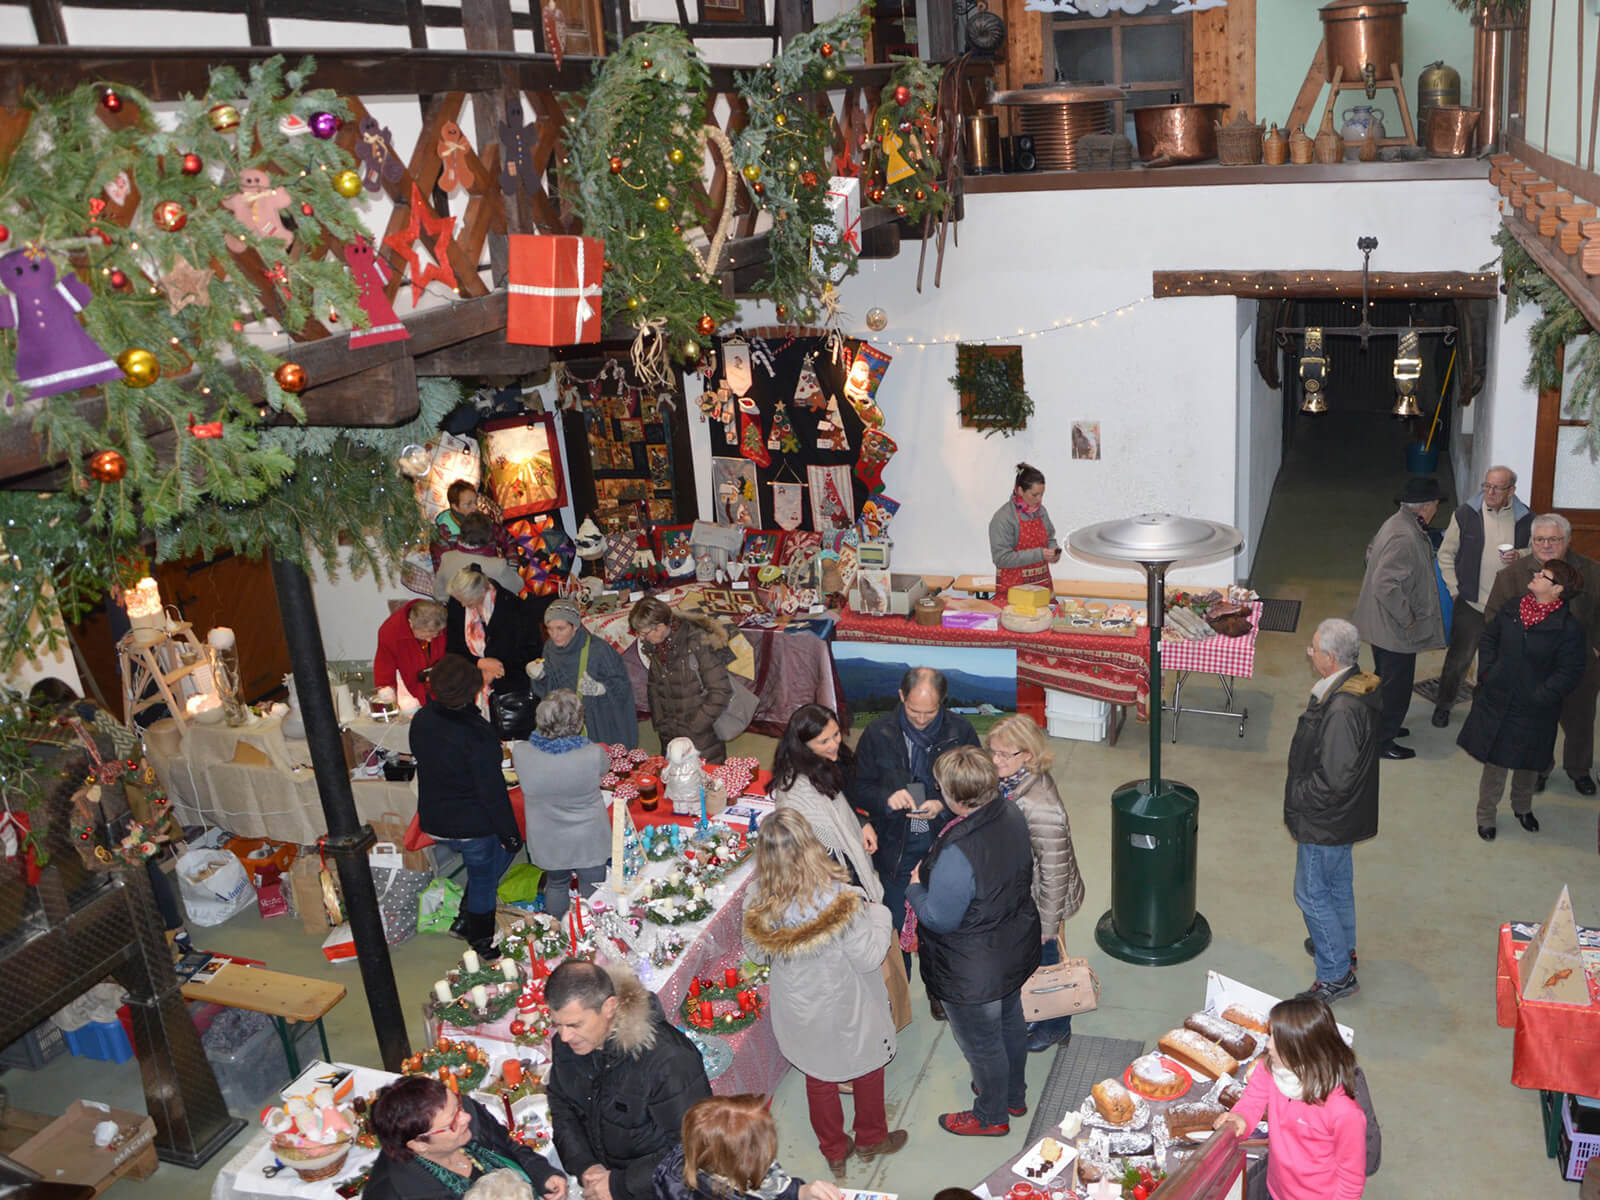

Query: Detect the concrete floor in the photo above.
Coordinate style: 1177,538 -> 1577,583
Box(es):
6,410 -> 1596,1198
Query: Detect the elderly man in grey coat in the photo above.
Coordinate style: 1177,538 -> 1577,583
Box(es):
1352,476 -> 1447,760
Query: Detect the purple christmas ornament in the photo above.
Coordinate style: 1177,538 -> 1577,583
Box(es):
309,111 -> 340,139
0,243 -> 125,399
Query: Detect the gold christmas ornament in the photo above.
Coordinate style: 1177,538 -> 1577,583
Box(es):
89,449 -> 127,482
653,195 -> 671,212
682,340 -> 701,360
865,307 -> 888,331
775,114 -> 787,127
208,103 -> 240,132
117,347 -> 161,388
741,164 -> 761,182
333,170 -> 362,197
669,148 -> 686,164
822,66 -> 837,82
274,362 -> 308,393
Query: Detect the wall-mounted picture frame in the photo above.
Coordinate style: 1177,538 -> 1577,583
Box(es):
699,0 -> 750,21
480,412 -> 568,518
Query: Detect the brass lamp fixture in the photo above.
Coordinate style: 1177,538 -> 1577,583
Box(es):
1391,328 -> 1423,418
1300,327 -> 1329,414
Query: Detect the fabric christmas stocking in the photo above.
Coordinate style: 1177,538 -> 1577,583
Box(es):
855,427 -> 898,492
737,397 -> 772,468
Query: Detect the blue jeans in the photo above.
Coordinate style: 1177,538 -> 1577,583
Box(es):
1027,939 -> 1074,1046
1294,842 -> 1355,983
943,989 -> 1028,1126
434,835 -> 516,915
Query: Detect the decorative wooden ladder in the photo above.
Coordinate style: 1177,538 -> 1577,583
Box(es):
1286,36 -> 1417,148
118,622 -> 211,730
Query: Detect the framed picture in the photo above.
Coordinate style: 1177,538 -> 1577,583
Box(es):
1071,421 -> 1102,460
740,529 -> 783,566
480,413 -> 567,518
648,499 -> 677,522
854,568 -> 893,617
699,0 -> 750,21
542,0 -> 606,58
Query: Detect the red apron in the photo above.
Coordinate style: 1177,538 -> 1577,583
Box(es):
996,506 -> 1054,592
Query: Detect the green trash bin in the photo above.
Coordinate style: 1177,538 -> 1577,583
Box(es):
1094,778 -> 1211,966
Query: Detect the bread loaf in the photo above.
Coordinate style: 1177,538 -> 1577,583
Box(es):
1091,1078 -> 1135,1125
1221,1003 -> 1269,1034
1164,1101 -> 1226,1140
1218,1082 -> 1244,1110
1157,1029 -> 1239,1079
1184,1012 -> 1259,1061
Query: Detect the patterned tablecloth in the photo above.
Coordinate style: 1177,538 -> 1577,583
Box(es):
1161,602 -> 1262,679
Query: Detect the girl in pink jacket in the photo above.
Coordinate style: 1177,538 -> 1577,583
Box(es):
1215,995 -> 1367,1200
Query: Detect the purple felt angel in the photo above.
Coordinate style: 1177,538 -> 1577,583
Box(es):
0,243 -> 125,399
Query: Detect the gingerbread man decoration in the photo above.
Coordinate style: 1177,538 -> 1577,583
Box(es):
221,168 -> 294,253
356,117 -> 404,193
342,236 -> 410,348
436,121 -> 474,193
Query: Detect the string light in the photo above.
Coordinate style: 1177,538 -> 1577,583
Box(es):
867,296 -> 1154,350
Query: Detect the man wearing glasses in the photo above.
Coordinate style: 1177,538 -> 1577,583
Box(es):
1432,466 -> 1532,729
1483,512 -> 1600,795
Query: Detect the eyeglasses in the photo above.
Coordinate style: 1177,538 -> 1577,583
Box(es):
423,1104 -> 467,1139
991,748 -> 1024,760
1532,536 -> 1565,546
1483,483 -> 1513,493
1536,572 -> 1556,584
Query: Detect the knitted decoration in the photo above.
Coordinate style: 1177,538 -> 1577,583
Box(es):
737,397 -> 771,468
793,352 -> 826,411
855,427 -> 897,492
767,400 -> 799,453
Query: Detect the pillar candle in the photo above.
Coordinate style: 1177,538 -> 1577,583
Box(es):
724,967 -> 739,988
500,959 -> 519,981
503,1059 -> 523,1086
470,984 -> 489,1010
738,992 -> 754,1013
434,980 -> 452,1003
698,1000 -> 712,1024
462,949 -> 480,974
611,798 -> 625,887
689,979 -> 700,997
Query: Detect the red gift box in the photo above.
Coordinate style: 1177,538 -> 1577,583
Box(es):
508,234 -> 604,347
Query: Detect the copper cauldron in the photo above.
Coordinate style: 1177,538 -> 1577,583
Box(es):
1320,0 -> 1406,91
1425,105 -> 1480,157
1133,102 -> 1229,165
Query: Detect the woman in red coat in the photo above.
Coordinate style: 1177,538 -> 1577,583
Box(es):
374,599 -> 448,706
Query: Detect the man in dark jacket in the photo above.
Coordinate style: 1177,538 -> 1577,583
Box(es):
547,960 -> 711,1200
1287,618 -> 1381,1005
847,667 -> 981,945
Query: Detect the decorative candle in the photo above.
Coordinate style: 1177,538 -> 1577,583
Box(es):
503,1059 -> 523,1086
462,949 -> 480,974
434,980 -> 452,1003
698,1000 -> 712,1024
500,959 -> 519,981
612,798 -> 625,887
470,984 -> 489,1010
576,900 -> 586,937
738,991 -> 754,1013
724,967 -> 740,988
127,577 -> 162,619
689,979 -> 701,997
698,784 -> 707,827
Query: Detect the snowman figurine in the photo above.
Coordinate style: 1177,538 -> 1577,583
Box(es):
661,737 -> 705,818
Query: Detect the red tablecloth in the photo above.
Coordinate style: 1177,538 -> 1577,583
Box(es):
1494,922 -> 1600,1098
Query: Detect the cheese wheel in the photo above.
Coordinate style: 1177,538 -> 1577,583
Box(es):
1007,584 -> 1052,613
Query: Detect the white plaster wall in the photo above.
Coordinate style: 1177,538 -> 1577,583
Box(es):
1475,302 -> 1540,496
1234,300 -> 1281,580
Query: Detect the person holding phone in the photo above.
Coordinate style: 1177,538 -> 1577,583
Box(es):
848,667 -> 981,1012
771,705 -> 881,903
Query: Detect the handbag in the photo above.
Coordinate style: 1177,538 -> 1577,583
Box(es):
713,676 -> 759,742
1020,924 -> 1100,1021
491,687 -> 537,739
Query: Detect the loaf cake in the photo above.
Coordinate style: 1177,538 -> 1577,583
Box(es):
1091,1078 -> 1135,1125
1157,1029 -> 1239,1079
1220,1003 -> 1269,1035
1038,1137 -> 1063,1165
1127,1052 -> 1188,1099
1164,1101 -> 1226,1140
1217,1082 -> 1245,1110
1184,1012 -> 1259,1061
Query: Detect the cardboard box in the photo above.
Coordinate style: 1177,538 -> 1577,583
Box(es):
11,1101 -> 158,1196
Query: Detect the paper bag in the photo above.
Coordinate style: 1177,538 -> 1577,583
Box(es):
880,948 -> 912,1032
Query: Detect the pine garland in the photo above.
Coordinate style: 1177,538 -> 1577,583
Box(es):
732,11 -> 869,320
863,59 -> 952,226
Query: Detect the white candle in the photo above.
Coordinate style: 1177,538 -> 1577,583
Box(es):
434,980 -> 452,1003
462,949 -> 480,974
470,985 -> 489,1010
206,626 -> 236,650
500,959 -> 519,981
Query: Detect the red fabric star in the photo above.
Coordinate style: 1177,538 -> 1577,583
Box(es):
383,183 -> 457,304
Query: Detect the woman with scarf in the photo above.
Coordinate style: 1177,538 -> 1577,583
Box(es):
528,597 -> 638,749
1457,557 -> 1588,841
511,689 -> 610,920
653,1096 -> 842,1200
628,596 -> 736,762
367,1075 -> 564,1200
445,566 -> 540,702
985,715 -> 1085,1053
987,462 -> 1061,592
742,810 -> 906,1177
771,705 -> 882,903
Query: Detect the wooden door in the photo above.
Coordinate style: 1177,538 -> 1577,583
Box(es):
1530,343 -> 1600,559
152,553 -> 291,702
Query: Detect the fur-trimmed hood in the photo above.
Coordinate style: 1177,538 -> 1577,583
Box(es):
603,962 -> 663,1057
742,886 -> 861,959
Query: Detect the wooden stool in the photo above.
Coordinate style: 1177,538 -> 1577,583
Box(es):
181,963 -> 345,1075
1287,38 -> 1418,148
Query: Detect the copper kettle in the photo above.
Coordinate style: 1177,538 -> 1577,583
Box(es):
1320,0 -> 1406,96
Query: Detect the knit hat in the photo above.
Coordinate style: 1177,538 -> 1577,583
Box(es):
430,654 -> 481,709
545,598 -> 583,628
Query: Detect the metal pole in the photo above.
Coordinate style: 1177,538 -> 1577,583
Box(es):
1145,561 -> 1163,792
270,557 -> 411,1072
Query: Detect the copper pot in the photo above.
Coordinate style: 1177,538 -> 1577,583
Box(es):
1426,104 -> 1480,156
1133,102 -> 1228,165
1320,0 -> 1406,88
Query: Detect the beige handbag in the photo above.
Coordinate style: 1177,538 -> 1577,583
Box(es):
1021,925 -> 1100,1021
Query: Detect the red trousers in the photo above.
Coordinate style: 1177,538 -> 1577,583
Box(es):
803,1066 -> 889,1161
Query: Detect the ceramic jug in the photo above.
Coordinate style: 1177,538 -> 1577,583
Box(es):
1341,105 -> 1386,144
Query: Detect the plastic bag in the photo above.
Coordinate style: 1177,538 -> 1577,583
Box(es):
176,847 -> 256,927
418,878 -> 465,934
497,863 -> 545,904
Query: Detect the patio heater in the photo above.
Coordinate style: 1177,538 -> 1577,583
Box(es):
1068,513 -> 1241,966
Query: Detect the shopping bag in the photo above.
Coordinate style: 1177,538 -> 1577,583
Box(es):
372,811 -> 433,873
418,878 -> 465,934
176,847 -> 256,927
497,862 -> 545,904
323,923 -> 357,963
371,843 -> 430,946
879,947 -> 912,1032
1020,926 -> 1100,1022
403,811 -> 436,853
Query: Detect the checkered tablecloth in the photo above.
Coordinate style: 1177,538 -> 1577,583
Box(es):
1161,601 -> 1262,678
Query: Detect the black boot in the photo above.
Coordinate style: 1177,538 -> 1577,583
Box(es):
466,910 -> 501,962
928,995 -> 946,1022
448,904 -> 470,940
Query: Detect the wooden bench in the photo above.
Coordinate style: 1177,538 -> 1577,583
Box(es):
181,964 -> 345,1076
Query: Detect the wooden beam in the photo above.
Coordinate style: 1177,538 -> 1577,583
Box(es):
245,0 -> 270,45
1152,268 -> 1499,300
1225,0 -> 1255,123
27,0 -> 65,44
462,0 -> 521,284
1287,36 -> 1327,131
414,329 -> 550,376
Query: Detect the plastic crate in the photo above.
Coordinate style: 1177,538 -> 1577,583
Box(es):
1016,682 -> 1047,730
1047,706 -> 1110,743
1560,1093 -> 1600,1182
63,1018 -> 135,1065
203,1012 -> 320,1117
0,1021 -> 66,1070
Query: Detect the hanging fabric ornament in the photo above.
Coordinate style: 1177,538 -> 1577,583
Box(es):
0,243 -> 125,399
221,167 -> 295,253
844,343 -> 892,427
436,121 -> 474,192
808,463 -> 855,532
882,129 -> 915,185
384,184 -> 458,304
722,339 -> 754,398
0,810 -> 41,886
160,255 -> 212,316
750,337 -> 778,378
631,317 -> 672,389
543,0 -> 566,69
344,236 -> 410,347
855,427 -> 898,492
793,352 -> 825,412
771,481 -> 805,531
767,400 -> 798,453
737,396 -> 771,468
814,393 -> 849,452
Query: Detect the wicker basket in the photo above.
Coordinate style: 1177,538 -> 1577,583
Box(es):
1313,107 -> 1342,164
1289,126 -> 1313,164
1217,112 -> 1264,165
1263,124 -> 1288,165
272,1136 -> 353,1183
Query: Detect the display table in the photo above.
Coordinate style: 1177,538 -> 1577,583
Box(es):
1494,921 -> 1600,1098
145,710 -> 417,844
1163,602 -> 1263,741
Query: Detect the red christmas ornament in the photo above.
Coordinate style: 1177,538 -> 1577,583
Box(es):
153,200 -> 188,232
509,1019 -> 528,1036
895,204 -> 907,215
893,84 -> 911,105
274,362 -> 308,393
775,303 -> 788,320
869,187 -> 885,203
0,224 -> 9,242
930,182 -> 940,192
914,188 -> 925,202
100,89 -> 123,113
820,41 -> 835,57
89,449 -> 127,482
752,182 -> 765,196
609,156 -> 624,174
800,170 -> 818,188
109,269 -> 129,290
697,315 -> 717,336
301,202 -> 314,216
180,153 -> 203,175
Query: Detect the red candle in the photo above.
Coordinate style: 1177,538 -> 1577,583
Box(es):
503,1059 -> 523,1086
689,979 -> 701,997
698,1000 -> 713,1024
738,991 -> 754,1013
575,901 -> 586,937
724,967 -> 740,988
